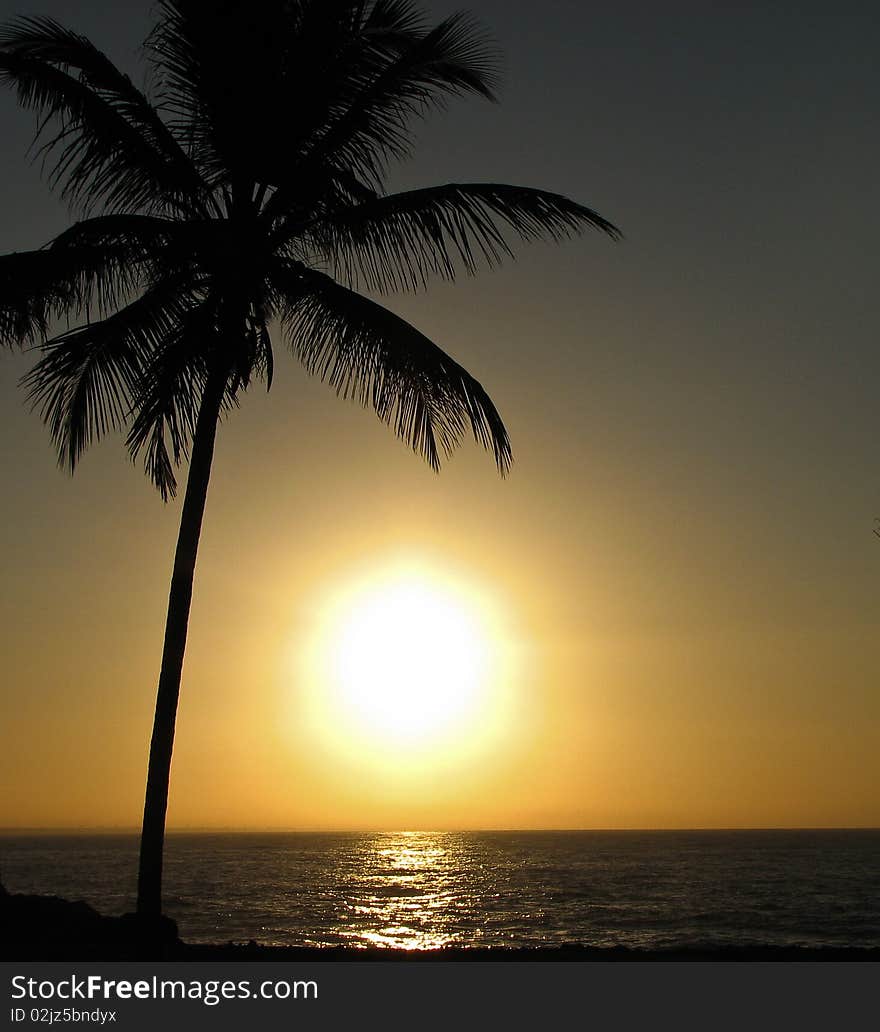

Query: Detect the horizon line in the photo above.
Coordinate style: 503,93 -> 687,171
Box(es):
2,825 -> 878,834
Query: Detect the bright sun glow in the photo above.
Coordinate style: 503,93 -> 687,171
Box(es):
333,578 -> 488,741
295,559 -> 517,769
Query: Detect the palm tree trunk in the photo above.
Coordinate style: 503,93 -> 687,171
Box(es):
136,368 -> 227,917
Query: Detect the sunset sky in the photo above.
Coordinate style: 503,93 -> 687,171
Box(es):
1,0 -> 878,831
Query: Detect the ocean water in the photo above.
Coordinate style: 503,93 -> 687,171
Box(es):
2,830 -> 878,950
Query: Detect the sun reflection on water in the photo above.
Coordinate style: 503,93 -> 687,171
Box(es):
341,832 -> 463,950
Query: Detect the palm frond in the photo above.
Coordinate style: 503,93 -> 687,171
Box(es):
0,248 -> 86,346
49,212 -> 182,259
22,276 -> 198,474
228,310 -> 274,395
361,0 -> 427,42
125,316 -> 208,500
0,244 -> 137,349
148,1 -> 435,195
50,213 -> 199,298
301,182 -> 621,292
275,261 -> 510,473
261,8 -> 499,221
322,10 -> 498,179
0,215 -> 186,347
124,297 -> 257,499
0,15 -> 207,214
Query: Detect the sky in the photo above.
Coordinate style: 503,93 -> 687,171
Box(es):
1,1 -> 878,831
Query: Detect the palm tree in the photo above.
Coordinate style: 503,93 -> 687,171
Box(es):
0,0 -> 620,920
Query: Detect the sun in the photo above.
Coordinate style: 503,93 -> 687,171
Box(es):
296,560 -> 513,764
332,577 -> 488,742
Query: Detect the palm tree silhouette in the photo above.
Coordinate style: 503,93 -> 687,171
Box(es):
0,1 -> 619,921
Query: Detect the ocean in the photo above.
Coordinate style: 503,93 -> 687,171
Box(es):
2,830 -> 878,950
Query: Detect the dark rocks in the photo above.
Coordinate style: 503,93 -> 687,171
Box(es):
0,885 -> 180,960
